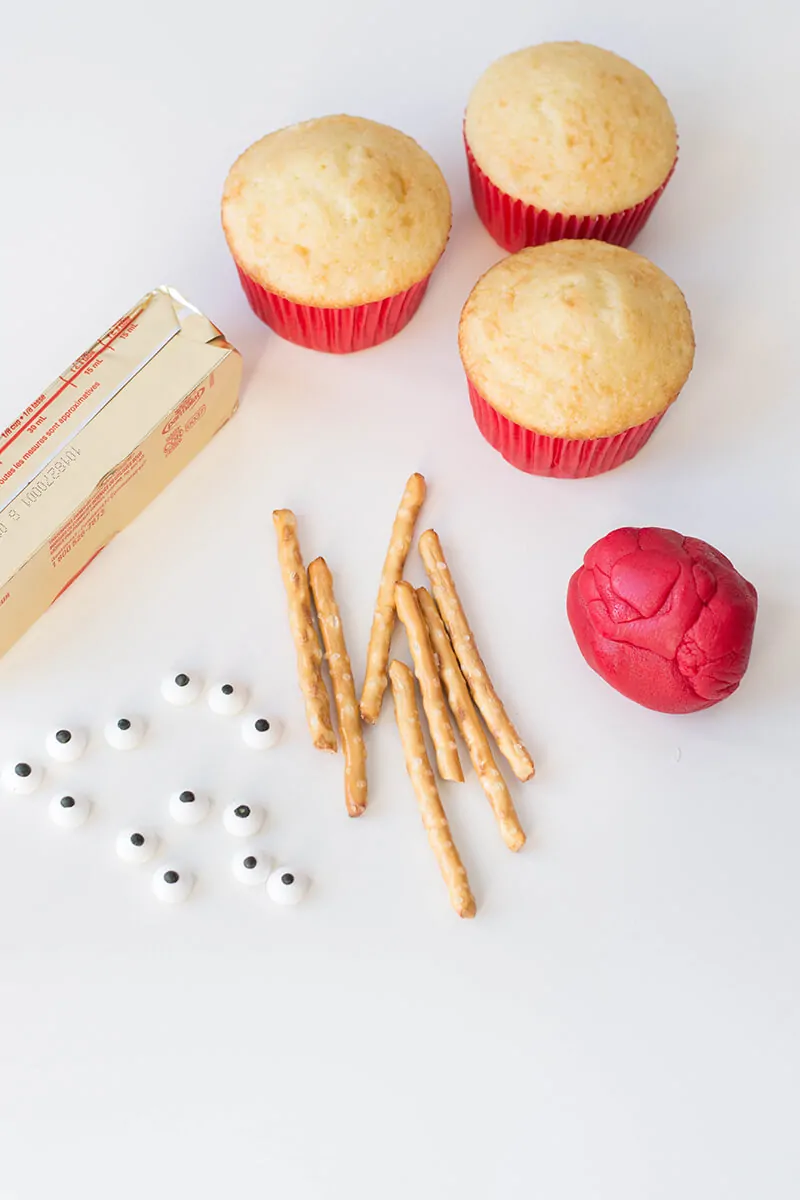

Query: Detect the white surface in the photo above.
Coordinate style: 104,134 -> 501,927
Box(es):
1,1 -> 798,1197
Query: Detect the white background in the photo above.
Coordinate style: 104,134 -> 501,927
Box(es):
1,1 -> 798,1197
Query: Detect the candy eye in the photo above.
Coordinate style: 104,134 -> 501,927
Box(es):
223,801 -> 264,837
169,789 -> 211,826
2,760 -> 44,795
267,866 -> 309,906
152,865 -> 194,904
161,672 -> 203,706
241,716 -> 282,750
231,850 -> 272,886
116,828 -> 158,863
208,682 -> 248,716
48,793 -> 91,829
45,727 -> 88,763
104,717 -> 145,750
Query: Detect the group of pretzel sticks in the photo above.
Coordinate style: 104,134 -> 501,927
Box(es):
273,474 -> 534,918
273,509 -> 367,817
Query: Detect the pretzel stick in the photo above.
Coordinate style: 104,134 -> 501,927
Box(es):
389,661 -> 476,919
394,582 -> 463,783
308,558 -> 367,817
419,530 -> 534,782
360,473 -> 426,724
272,510 -> 337,753
417,588 -> 525,851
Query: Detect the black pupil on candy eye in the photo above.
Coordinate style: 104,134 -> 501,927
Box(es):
60,796 -> 75,808
235,805 -> 250,818
281,873 -> 295,886
131,833 -> 145,846
255,719 -> 269,733
175,674 -> 190,687
118,719 -> 131,731
180,791 -> 195,803
56,730 -> 71,744
221,685 -> 234,695
15,763 -> 31,777
243,856 -> 257,869
164,871 -> 179,884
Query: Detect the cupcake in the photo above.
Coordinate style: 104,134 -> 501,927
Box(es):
464,42 -> 677,253
459,240 -> 694,479
222,115 -> 452,353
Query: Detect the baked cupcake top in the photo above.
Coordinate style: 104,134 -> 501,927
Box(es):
464,42 -> 677,216
459,240 -> 694,439
222,115 -> 452,308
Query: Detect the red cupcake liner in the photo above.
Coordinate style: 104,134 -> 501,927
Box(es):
235,265 -> 434,353
467,377 -> 665,479
464,136 -> 676,254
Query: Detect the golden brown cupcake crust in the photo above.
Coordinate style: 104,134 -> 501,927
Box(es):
465,42 -> 677,216
222,115 -> 452,308
459,240 -> 694,440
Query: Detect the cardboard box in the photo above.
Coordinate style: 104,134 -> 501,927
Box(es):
0,286 -> 241,658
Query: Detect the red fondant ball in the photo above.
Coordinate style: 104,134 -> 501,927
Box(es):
567,528 -> 758,714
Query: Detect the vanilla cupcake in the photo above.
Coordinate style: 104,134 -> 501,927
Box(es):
464,43 -> 677,252
222,115 -> 452,353
459,240 -> 694,478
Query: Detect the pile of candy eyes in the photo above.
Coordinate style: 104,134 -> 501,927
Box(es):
1,671 -> 309,908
